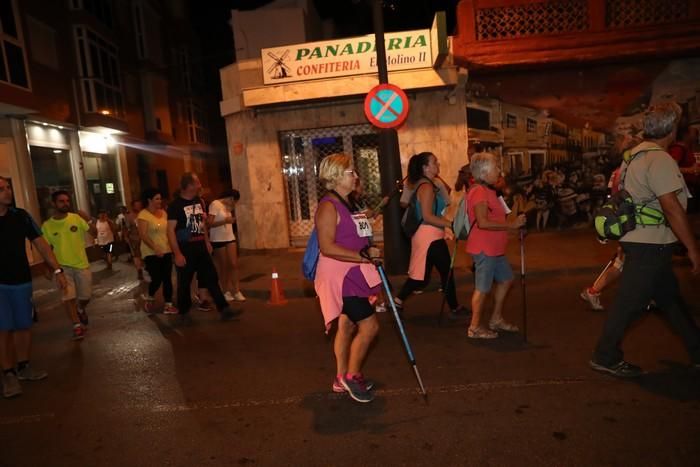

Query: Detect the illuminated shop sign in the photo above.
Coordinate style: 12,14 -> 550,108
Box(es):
261,29 -> 432,85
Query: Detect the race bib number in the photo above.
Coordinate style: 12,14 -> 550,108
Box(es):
352,213 -> 372,238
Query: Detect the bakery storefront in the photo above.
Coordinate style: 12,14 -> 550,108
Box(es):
220,20 -> 468,249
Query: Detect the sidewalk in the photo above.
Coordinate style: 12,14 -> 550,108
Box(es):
31,222 -> 699,308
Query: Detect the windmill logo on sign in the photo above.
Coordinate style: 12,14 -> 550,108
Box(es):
267,50 -> 291,79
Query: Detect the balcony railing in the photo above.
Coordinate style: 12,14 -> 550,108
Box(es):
454,0 -> 700,69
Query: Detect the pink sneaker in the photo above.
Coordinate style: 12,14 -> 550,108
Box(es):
163,303 -> 179,315
332,374 -> 374,393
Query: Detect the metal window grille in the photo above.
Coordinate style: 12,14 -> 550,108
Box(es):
606,0 -> 688,28
279,123 -> 382,247
476,0 -> 588,41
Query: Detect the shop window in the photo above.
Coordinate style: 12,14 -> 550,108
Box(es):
83,151 -> 121,215
467,107 -> 491,131
506,113 -> 517,128
29,146 -> 75,222
0,0 -> 30,89
279,124 -> 380,246
74,26 -> 124,118
70,0 -> 113,28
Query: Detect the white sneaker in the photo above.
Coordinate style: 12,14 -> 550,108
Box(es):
233,291 -> 246,302
375,302 -> 387,313
580,288 -> 604,311
224,291 -> 235,302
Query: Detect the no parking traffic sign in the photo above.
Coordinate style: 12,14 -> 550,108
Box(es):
364,83 -> 410,129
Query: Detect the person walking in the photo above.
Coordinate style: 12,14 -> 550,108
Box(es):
208,189 -> 245,302
137,188 -> 177,314
465,152 -> 526,339
394,152 -> 469,319
590,103 -> 700,377
167,172 -> 240,323
0,177 -> 67,398
314,154 -> 383,403
41,191 -> 96,340
95,209 -> 117,270
125,200 -> 145,280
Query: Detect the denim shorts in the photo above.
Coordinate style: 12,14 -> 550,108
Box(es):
471,252 -> 513,293
0,282 -> 33,331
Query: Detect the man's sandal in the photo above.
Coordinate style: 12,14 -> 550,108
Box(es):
489,320 -> 519,332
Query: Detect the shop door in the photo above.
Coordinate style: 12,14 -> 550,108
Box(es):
279,124 -> 381,247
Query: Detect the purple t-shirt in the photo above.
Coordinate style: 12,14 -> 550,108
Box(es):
320,196 -> 378,297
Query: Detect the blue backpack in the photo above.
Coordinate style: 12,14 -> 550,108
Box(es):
302,229 -> 320,280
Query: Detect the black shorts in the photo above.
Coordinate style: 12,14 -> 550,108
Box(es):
100,243 -> 114,254
211,240 -> 234,250
342,297 -> 375,323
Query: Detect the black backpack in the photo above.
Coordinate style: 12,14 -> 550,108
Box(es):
401,180 -> 438,237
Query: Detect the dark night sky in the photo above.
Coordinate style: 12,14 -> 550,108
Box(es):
187,0 -> 459,84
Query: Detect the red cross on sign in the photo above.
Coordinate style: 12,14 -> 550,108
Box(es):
364,83 -> 410,129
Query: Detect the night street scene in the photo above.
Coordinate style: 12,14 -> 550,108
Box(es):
1,0 -> 700,466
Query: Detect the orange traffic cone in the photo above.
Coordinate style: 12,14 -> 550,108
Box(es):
267,267 -> 288,305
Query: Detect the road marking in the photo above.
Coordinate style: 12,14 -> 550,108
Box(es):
148,376 -> 590,413
0,413 -> 55,425
0,377 -> 591,425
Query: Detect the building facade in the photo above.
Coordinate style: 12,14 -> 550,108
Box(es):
220,6 -> 466,249
0,0 -> 228,242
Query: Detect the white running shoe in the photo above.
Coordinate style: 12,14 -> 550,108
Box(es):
224,291 -> 235,302
580,288 -> 604,311
233,291 -> 246,302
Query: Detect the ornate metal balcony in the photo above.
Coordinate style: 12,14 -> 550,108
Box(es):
453,0 -> 700,69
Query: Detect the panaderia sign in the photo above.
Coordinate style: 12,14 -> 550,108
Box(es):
261,29 -> 432,85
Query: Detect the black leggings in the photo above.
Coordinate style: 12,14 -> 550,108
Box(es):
397,239 -> 458,309
144,254 -> 173,302
176,243 -> 227,314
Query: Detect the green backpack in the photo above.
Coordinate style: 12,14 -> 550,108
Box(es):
594,147 -> 666,241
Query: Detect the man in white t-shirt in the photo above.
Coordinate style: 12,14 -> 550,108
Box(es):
95,210 -> 117,270
208,189 -> 245,302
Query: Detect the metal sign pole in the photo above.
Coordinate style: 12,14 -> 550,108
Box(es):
372,0 -> 409,274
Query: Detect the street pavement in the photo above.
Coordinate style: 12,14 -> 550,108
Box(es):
1,227 -> 700,466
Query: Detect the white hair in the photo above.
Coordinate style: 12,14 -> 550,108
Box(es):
643,102 -> 681,139
470,152 -> 498,183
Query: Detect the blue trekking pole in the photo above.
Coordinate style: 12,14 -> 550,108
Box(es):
375,263 -> 428,401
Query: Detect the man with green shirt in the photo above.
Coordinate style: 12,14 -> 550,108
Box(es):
42,191 -> 96,341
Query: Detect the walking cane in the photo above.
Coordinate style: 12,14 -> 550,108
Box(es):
373,260 -> 428,401
591,251 -> 619,292
438,240 -> 459,325
519,228 -> 528,342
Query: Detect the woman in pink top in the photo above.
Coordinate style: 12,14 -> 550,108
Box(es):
466,152 -> 526,339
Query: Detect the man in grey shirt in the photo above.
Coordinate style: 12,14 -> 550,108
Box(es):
590,103 -> 700,377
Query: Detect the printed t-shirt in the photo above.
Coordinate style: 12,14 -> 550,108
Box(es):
167,196 -> 207,246
42,213 -> 90,269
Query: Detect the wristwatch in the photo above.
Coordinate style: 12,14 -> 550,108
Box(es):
54,268 -> 64,275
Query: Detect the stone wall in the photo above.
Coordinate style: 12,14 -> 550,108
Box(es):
225,88 -> 467,249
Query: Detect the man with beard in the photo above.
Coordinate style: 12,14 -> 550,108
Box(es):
42,191 -> 96,340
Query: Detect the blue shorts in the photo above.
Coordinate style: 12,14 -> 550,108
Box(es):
0,283 -> 34,331
472,253 -> 513,293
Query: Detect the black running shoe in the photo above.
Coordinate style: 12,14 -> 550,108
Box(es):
589,360 -> 644,378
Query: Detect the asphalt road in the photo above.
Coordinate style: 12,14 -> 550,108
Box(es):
2,229 -> 699,467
